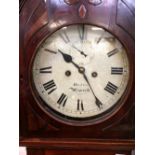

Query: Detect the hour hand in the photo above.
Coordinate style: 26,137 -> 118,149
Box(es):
58,49 -> 72,63
83,73 -> 103,109
58,49 -> 81,70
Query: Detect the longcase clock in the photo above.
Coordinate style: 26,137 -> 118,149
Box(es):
19,0 -> 135,155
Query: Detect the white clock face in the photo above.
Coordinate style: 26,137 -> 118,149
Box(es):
32,25 -> 129,119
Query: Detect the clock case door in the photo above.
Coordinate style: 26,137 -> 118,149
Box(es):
19,0 -> 135,152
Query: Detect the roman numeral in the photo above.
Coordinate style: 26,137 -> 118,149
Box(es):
44,49 -> 57,54
78,25 -> 86,41
57,93 -> 68,107
60,31 -> 70,43
107,48 -> 119,57
40,66 -> 52,73
105,36 -> 115,42
96,36 -> 102,44
77,99 -> 84,111
104,82 -> 118,95
111,67 -> 123,75
97,35 -> 114,44
43,80 -> 57,94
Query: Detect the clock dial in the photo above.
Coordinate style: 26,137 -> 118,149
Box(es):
32,25 -> 129,119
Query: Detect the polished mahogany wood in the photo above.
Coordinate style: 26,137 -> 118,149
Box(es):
19,0 -> 135,154
27,148 -> 132,155
21,138 -> 134,150
25,139 -> 134,155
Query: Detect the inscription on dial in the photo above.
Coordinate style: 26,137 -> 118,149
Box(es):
104,82 -> 118,95
70,83 -> 90,93
43,80 -> 57,94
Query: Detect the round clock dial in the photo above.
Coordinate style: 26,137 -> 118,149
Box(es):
32,25 -> 129,120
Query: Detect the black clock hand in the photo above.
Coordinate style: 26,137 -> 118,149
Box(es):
82,73 -> 103,109
58,49 -> 103,109
71,45 -> 87,57
58,50 -> 72,63
58,49 -> 82,70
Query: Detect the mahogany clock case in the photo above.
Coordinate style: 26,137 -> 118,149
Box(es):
29,23 -> 132,126
19,0 -> 135,152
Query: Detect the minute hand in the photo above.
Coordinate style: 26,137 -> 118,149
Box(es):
71,45 -> 87,57
82,72 -> 103,109
58,49 -> 103,109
